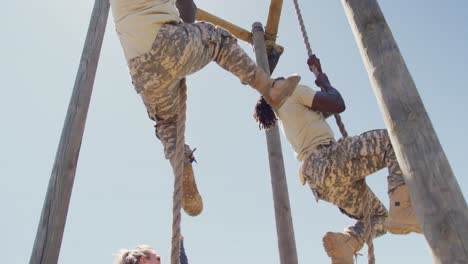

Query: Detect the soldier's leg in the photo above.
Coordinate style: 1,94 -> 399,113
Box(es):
319,181 -> 388,243
136,78 -> 204,216
142,78 -> 203,213
318,182 -> 386,264
129,23 -> 207,157
127,24 -> 192,158
303,129 -> 401,215
188,22 -> 300,109
193,22 -> 258,84
324,129 -> 420,234
196,22 -> 301,108
130,22 -> 257,87
302,129 -> 419,236
127,23 -> 272,216
130,22 -> 298,109
303,130 -> 405,190
139,79 -> 181,160
303,136 -> 389,264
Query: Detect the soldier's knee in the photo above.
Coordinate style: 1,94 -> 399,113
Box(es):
215,27 -> 236,47
216,26 -> 234,38
380,129 -> 389,138
365,128 -> 387,137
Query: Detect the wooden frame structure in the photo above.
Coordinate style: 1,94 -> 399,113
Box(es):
30,0 -> 467,263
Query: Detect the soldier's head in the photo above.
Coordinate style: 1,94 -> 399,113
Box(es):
115,245 -> 161,264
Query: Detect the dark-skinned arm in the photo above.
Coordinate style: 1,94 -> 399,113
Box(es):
307,55 -> 346,116
311,73 -> 346,115
176,0 -> 197,23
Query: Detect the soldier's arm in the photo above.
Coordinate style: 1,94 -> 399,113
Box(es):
307,55 -> 346,115
176,0 -> 197,23
310,73 -> 346,115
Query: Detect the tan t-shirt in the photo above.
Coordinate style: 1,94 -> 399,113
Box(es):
276,84 -> 335,161
110,0 -> 181,62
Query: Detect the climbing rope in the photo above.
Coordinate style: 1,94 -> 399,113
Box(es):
292,0 -> 313,58
292,0 -> 348,138
169,83 -> 188,264
291,0 -> 373,263
361,184 -> 376,264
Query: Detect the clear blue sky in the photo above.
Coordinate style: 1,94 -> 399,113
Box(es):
1,0 -> 467,263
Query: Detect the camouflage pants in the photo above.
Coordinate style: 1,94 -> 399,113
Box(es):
128,22 -> 258,159
301,129 -> 406,243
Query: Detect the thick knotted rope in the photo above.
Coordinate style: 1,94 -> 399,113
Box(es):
361,184 -> 376,264
169,84 -> 187,264
291,0 -> 348,137
291,0 -> 373,262
291,0 -> 348,138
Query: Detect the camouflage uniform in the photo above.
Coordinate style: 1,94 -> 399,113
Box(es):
128,22 -> 258,159
301,129 -> 406,244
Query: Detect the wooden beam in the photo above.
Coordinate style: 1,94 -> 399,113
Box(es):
29,1 -> 110,263
196,8 -> 253,44
341,1 -> 468,263
252,22 -> 298,264
265,0 -> 283,41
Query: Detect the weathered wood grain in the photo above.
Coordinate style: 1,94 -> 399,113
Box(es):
29,1 -> 110,263
265,0 -> 283,41
342,1 -> 468,263
252,22 -> 298,264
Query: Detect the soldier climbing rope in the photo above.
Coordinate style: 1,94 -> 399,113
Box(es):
291,0 -> 375,263
29,1 -> 466,264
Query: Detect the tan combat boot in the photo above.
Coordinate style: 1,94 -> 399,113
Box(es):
182,146 -> 203,216
323,232 -> 363,264
251,70 -> 301,109
384,184 -> 422,234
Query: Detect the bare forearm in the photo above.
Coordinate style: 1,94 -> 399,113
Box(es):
310,72 -> 346,114
308,58 -> 346,114
176,0 -> 197,23
321,83 -> 343,99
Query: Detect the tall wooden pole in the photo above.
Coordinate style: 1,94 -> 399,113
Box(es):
29,1 -> 110,263
341,1 -> 468,263
252,22 -> 298,264
265,0 -> 283,41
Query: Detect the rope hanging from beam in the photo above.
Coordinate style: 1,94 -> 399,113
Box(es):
291,1 -> 374,263
168,83 -> 188,264
291,0 -> 348,138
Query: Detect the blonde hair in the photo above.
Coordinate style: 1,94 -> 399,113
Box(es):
115,245 -> 156,264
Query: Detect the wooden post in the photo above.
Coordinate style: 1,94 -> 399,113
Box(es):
29,1 -> 110,263
252,22 -> 298,264
341,1 -> 468,263
265,0 -> 283,41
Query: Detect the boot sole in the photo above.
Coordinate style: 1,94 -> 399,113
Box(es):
182,165 -> 203,216
322,232 -> 337,258
385,221 -> 422,235
322,232 -> 362,264
322,232 -> 350,264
